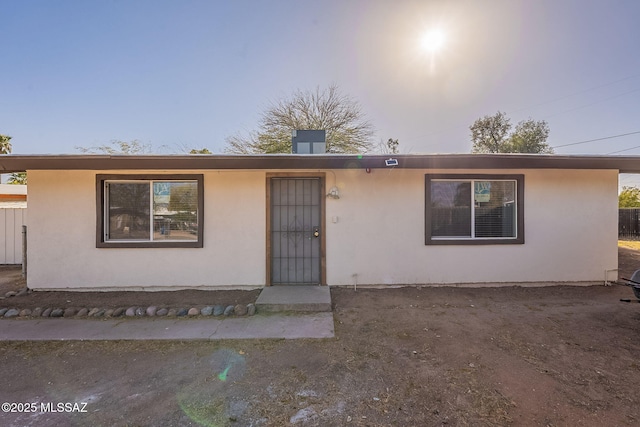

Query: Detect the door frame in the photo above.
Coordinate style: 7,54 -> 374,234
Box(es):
266,172 -> 326,286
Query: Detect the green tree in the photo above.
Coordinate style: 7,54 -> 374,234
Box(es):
189,148 -> 212,154
0,134 -> 11,154
225,84 -> 374,154
8,172 -> 27,185
470,112 -> 553,154
75,139 -> 152,154
0,135 -> 27,185
619,186 -> 640,208
0,134 -> 26,184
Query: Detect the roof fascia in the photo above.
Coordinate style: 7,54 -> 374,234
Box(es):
1,154 -> 640,173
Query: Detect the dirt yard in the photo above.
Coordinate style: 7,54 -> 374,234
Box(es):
0,249 -> 640,426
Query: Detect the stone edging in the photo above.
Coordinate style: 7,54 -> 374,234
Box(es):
0,304 -> 257,319
0,289 -> 257,319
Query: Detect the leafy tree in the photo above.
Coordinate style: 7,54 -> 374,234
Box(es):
508,119 -> 552,153
8,172 -> 27,185
619,186 -> 640,208
225,84 -> 374,154
75,139 -> 152,154
0,134 -> 11,154
470,112 -> 553,154
0,134 -> 25,184
189,148 -> 212,154
470,113 -> 511,154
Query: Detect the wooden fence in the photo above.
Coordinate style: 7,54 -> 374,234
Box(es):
1,208 -> 27,264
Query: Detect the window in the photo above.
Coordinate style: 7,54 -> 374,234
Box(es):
425,174 -> 524,245
96,175 -> 204,248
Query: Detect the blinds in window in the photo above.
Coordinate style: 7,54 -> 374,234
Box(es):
474,181 -> 516,238
430,179 -> 516,239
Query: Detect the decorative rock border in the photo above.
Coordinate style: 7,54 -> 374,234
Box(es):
0,303 -> 257,319
0,288 -> 258,319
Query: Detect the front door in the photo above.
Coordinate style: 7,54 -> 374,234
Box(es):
269,177 -> 324,285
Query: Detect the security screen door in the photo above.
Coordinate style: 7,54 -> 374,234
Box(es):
270,178 -> 322,285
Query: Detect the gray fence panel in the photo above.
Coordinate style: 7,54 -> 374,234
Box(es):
1,208 -> 27,264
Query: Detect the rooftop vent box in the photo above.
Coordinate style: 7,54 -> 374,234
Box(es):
292,130 -> 326,154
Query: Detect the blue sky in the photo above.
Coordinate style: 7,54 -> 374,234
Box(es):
2,0 -> 640,165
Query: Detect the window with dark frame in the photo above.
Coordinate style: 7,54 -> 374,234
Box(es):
96,175 -> 204,248
425,174 -> 524,245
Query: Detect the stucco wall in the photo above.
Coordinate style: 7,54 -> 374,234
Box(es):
26,168 -> 618,290
326,168 -> 618,285
27,170 -> 266,290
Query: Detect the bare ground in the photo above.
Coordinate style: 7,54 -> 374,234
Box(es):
0,249 -> 639,426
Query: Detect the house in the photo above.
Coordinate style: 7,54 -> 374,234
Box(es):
0,153 -> 634,291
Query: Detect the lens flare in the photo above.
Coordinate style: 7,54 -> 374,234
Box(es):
178,349 -> 248,426
218,365 -> 231,382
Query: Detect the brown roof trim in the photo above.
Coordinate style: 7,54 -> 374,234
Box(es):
0,194 -> 27,201
2,153 -> 640,173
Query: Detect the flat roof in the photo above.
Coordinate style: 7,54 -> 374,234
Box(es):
2,153 -> 640,173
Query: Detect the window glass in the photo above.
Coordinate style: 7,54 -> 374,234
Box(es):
426,175 -> 523,245
153,182 -> 198,241
99,175 -> 203,248
430,181 -> 472,237
107,183 -> 150,240
474,181 -> 516,238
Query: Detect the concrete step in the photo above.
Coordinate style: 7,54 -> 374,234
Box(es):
256,286 -> 332,313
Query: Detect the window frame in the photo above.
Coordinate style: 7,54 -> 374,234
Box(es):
425,174 -> 524,245
96,174 -> 204,248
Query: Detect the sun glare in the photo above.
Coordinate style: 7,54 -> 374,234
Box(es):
421,29 -> 446,53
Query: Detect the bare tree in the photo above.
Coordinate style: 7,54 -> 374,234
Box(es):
375,138 -> 400,154
225,84 -> 375,154
75,140 -> 153,154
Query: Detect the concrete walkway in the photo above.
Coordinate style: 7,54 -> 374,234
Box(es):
0,313 -> 335,341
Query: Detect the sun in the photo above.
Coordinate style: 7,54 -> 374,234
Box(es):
421,29 -> 446,53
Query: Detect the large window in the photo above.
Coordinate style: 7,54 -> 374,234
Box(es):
425,174 -> 524,245
96,175 -> 203,248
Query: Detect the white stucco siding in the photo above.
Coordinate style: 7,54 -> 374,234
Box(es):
26,167 -> 618,290
513,169 -> 618,283
27,170 -> 266,290
325,168 -> 618,285
324,169 -> 426,286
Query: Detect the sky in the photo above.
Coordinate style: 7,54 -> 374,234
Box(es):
2,0 -> 640,175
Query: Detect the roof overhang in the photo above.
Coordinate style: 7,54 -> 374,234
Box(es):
2,153 -> 640,173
